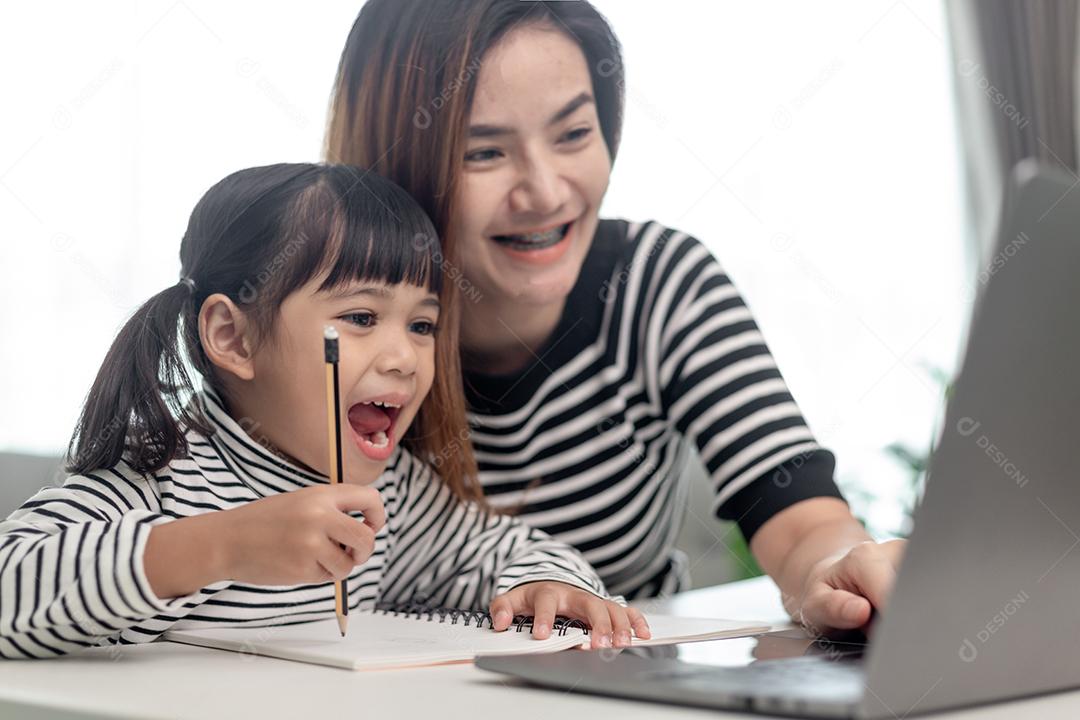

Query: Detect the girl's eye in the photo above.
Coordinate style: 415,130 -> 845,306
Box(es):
410,320 -> 438,336
342,312 -> 375,328
560,126 -> 592,144
464,147 -> 503,163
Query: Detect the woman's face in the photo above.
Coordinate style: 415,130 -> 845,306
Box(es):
453,24 -> 612,308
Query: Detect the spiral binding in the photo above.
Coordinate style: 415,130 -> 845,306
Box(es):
374,595 -> 591,637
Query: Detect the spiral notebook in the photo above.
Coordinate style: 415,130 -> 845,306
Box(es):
161,602 -> 770,671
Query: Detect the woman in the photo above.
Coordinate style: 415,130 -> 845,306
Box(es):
324,0 -> 903,632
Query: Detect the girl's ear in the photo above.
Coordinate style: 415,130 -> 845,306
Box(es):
199,294 -> 257,381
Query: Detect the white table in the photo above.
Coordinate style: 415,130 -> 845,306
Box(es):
1,577 -> 1077,719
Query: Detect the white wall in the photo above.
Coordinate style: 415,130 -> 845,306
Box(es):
0,1 -> 968,536
594,1 -> 970,535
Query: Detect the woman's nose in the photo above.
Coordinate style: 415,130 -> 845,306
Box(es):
509,155 -> 568,216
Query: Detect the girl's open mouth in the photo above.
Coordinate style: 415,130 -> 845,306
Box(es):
347,400 -> 402,462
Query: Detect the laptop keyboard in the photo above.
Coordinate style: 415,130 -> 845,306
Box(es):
641,656 -> 865,718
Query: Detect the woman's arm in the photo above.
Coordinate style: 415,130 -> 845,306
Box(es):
750,497 -> 905,632
646,227 -> 904,630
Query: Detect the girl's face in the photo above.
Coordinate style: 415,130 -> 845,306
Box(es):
452,24 -> 612,308
228,277 -> 440,485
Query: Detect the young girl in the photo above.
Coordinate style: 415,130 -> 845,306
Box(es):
0,163 -> 648,659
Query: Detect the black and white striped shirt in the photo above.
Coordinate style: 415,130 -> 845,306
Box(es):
466,219 -> 844,599
0,387 -> 607,659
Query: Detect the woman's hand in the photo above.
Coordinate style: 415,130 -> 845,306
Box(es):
794,539 -> 906,633
749,498 -> 907,635
489,581 -> 651,649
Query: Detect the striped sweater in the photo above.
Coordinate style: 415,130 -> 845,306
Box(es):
0,388 -> 608,659
466,219 -> 845,599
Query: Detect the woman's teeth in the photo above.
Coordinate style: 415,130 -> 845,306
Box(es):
368,431 -> 389,448
493,223 -> 570,250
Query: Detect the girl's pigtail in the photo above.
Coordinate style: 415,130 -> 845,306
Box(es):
66,279 -> 210,476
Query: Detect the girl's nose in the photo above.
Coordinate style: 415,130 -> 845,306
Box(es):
375,326 -> 419,376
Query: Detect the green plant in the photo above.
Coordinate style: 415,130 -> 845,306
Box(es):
725,527 -> 763,580
882,363 -> 954,536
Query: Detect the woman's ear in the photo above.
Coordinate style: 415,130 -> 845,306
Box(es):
199,294 -> 257,381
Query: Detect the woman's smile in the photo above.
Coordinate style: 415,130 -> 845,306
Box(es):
489,217 -> 577,265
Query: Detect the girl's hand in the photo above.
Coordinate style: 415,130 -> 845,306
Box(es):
217,484 -> 386,586
489,581 -> 651,649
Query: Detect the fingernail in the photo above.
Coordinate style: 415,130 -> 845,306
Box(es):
615,631 -> 631,647
534,622 -> 549,638
495,610 -> 511,628
598,633 -> 613,648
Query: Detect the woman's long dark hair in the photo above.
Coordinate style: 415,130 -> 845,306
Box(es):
67,163 -> 480,501
325,7 -> 623,502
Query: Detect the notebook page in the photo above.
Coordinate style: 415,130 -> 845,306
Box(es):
629,614 -> 772,647
162,612 -> 587,671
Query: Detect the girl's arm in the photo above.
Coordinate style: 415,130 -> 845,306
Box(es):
0,462 -> 210,658
381,452 -> 648,647
380,451 -> 610,611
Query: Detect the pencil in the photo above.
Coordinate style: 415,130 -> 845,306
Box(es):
324,325 -> 349,637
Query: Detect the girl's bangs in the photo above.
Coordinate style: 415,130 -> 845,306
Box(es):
319,208 -> 442,296
286,171 -> 445,299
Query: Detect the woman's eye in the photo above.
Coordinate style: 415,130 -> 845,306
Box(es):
560,126 -> 592,144
410,320 -> 437,336
342,312 -> 375,328
464,147 -> 503,163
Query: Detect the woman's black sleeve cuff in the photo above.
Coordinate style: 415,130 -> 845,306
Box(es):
715,449 -> 847,543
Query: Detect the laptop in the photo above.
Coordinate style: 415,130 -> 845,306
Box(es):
476,160 -> 1080,718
